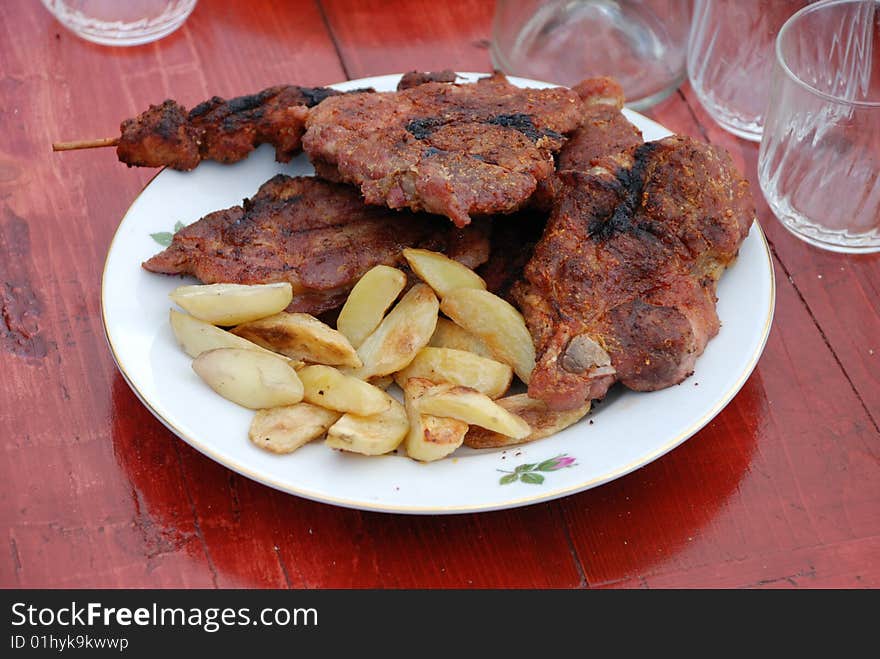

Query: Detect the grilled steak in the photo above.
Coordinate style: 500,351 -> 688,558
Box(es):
302,72 -> 584,227
479,79 -> 643,300
534,77 -> 644,209
144,175 -> 490,315
560,78 -> 644,171
513,136 -> 754,410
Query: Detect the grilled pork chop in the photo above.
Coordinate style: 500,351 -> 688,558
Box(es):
302,72 -> 584,227
144,175 -> 490,315
559,78 -> 644,171
482,78 -> 644,300
533,77 -> 644,209
513,136 -> 755,410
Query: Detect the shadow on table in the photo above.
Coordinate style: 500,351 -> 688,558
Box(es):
557,371 -> 765,586
110,369 -> 763,588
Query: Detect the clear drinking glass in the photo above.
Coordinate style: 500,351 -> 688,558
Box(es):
758,0 -> 880,253
687,0 -> 812,141
491,0 -> 693,110
41,0 -> 197,46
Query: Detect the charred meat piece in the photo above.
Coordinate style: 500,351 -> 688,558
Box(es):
116,101 -> 201,171
534,77 -> 644,208
397,70 -> 458,90
477,209 -> 548,303
482,79 -> 641,302
513,136 -> 754,410
559,78 -> 644,171
117,85 -> 345,170
303,72 -> 584,227
144,175 -> 490,315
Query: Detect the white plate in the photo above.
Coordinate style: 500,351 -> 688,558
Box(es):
102,73 -> 775,514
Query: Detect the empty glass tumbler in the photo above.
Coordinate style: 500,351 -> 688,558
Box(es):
41,0 -> 197,46
491,0 -> 693,110
687,0 -> 812,140
758,0 -> 880,253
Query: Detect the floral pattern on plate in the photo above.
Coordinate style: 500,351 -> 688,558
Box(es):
498,454 -> 577,485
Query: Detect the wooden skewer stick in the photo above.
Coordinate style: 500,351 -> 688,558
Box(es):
52,137 -> 120,152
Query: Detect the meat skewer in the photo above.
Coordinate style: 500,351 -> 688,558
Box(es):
53,136 -> 120,151
52,84 -> 361,171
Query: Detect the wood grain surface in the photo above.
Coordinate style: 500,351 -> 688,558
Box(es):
1,0 -> 877,589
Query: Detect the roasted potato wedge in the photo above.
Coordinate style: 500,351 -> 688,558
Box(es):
417,382 -> 531,439
428,317 -> 494,359
350,283 -> 439,380
336,265 -> 407,348
325,394 -> 408,456
402,248 -> 486,298
403,378 -> 468,462
440,289 -> 536,383
368,375 -> 394,391
394,347 -> 513,399
232,312 -> 361,367
169,282 -> 292,326
464,395 -> 591,448
249,403 -> 340,454
298,365 -> 391,416
418,415 -> 469,460
170,309 -> 288,360
192,348 -> 303,409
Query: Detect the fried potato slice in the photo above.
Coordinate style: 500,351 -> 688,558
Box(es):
402,248 -> 486,298
349,283 -> 439,380
336,265 -> 407,348
419,415 -> 469,459
394,347 -> 513,399
170,309 -> 289,360
192,348 -> 303,409
298,365 -> 391,416
232,312 -> 361,367
325,394 -> 408,456
403,378 -> 468,462
428,317 -> 494,359
169,282 -> 292,326
440,288 -> 536,383
464,395 -> 591,448
417,382 -> 531,439
368,375 -> 394,391
249,403 -> 340,454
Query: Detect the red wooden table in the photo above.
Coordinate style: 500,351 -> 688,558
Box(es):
2,0 -> 878,589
